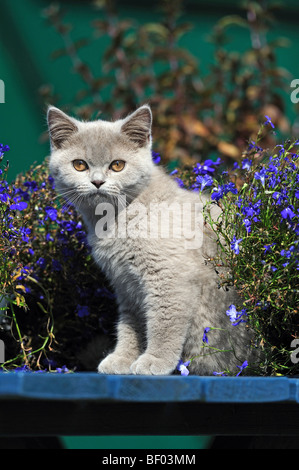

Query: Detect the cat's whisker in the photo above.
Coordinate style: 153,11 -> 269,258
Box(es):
77,192 -> 89,212
115,195 -> 128,211
53,189 -> 78,200
61,191 -> 85,213
104,186 -> 121,196
121,188 -> 139,201
61,198 -> 76,213
119,193 -> 135,207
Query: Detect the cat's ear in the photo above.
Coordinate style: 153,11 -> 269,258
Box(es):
47,106 -> 78,150
121,105 -> 152,147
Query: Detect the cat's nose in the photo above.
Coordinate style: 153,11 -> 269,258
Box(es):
91,180 -> 105,189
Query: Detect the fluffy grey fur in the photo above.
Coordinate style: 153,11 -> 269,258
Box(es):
47,105 -> 255,375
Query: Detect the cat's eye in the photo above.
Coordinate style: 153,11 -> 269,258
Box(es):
73,159 -> 89,172
110,160 -> 126,172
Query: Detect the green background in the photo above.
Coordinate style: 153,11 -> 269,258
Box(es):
61,435 -> 211,450
1,0 -> 299,178
1,0 -> 299,449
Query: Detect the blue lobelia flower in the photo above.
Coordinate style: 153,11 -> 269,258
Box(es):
236,360 -> 248,376
280,246 -> 295,259
56,365 -> 70,374
241,158 -> 252,171
264,115 -> 275,129
202,327 -> 211,344
76,305 -> 90,318
0,144 -> 10,153
152,151 -> 161,165
223,182 -> 238,195
16,265 -> 31,281
211,182 -> 237,201
213,371 -> 228,377
211,186 -> 224,201
175,177 -> 185,188
36,257 -> 47,270
196,174 -> 213,192
177,359 -> 191,376
243,218 -> 251,233
272,191 -> 283,205
10,201 -> 28,211
226,305 -> 247,326
230,235 -> 243,255
45,206 -> 58,222
24,181 -> 38,192
20,227 -> 31,243
254,168 -> 267,187
0,192 -> 9,203
226,305 -> 238,323
48,175 -> 55,189
267,162 -> 278,174
248,141 -> 263,152
193,159 -> 219,176
264,243 -> 276,253
281,207 -> 296,220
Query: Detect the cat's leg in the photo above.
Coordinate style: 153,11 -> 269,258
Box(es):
130,285 -> 192,375
97,309 -> 142,374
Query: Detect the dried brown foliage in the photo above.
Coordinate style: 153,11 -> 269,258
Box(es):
41,0 -> 292,166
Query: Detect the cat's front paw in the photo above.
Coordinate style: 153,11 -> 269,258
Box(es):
130,353 -> 176,375
97,353 -> 133,375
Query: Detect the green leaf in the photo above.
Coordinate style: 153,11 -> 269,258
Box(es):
142,23 -> 169,39
216,15 -> 248,30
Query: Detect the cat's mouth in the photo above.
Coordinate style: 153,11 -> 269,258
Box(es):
86,189 -> 117,203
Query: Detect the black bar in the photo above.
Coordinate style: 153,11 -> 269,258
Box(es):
1,401 -> 299,437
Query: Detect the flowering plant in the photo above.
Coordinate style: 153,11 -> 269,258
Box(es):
176,118 -> 299,376
0,155 -> 116,372
1,117 -> 298,376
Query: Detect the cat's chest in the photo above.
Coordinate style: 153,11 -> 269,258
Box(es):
89,233 -> 139,280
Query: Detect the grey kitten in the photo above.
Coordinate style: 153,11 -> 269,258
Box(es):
47,105 -> 255,375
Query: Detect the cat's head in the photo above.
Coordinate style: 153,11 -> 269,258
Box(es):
47,105 -> 154,209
